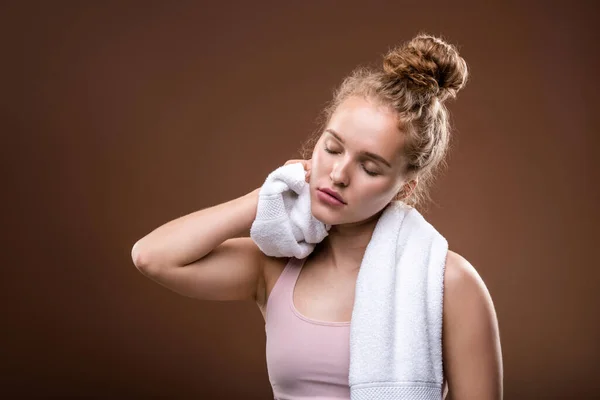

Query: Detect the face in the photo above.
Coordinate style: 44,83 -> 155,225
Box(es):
309,96 -> 409,226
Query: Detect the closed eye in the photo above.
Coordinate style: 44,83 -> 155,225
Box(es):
324,147 -> 380,177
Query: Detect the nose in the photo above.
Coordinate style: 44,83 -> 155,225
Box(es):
330,161 -> 349,187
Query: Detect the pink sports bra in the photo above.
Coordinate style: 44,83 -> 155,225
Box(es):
265,256 -> 351,400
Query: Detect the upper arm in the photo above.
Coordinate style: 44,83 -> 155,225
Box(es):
135,237 -> 267,302
442,251 -> 503,400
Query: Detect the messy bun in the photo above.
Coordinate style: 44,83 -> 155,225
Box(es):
299,33 -> 469,211
382,34 -> 468,103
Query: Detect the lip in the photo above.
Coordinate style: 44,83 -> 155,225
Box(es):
319,188 -> 346,204
317,188 -> 346,206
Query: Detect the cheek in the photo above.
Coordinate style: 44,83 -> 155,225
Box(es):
359,180 -> 397,202
311,151 -> 327,175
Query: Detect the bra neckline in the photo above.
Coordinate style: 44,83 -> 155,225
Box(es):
289,257 -> 352,327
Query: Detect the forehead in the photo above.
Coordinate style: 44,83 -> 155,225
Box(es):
325,96 -> 405,159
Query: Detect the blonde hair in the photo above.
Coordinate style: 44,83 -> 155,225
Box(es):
299,33 -> 469,210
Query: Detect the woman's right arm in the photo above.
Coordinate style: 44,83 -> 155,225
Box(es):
130,187 -> 267,302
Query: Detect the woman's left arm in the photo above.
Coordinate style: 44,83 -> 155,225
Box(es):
442,251 -> 503,400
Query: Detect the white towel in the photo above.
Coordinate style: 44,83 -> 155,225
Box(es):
251,162 -> 448,400
348,200 -> 447,399
250,162 -> 331,259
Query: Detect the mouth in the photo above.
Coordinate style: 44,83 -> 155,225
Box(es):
317,188 -> 346,206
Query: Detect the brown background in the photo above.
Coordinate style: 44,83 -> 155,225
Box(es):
1,0 -> 599,398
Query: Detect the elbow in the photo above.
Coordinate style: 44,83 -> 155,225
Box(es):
131,240 -> 156,274
131,239 -> 173,277
131,240 -> 145,268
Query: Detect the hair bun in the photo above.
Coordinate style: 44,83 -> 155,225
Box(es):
382,34 -> 468,102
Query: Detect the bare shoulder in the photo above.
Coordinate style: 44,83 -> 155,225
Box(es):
443,249 -> 498,330
444,251 -> 488,294
442,250 -> 503,398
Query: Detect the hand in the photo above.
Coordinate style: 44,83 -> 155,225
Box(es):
284,159 -> 312,183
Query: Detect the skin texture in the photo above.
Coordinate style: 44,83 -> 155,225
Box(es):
442,251 -> 503,399
292,95 -> 503,398
309,96 -> 410,227
299,96 -> 418,274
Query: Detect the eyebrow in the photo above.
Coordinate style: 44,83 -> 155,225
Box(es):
324,129 -> 392,168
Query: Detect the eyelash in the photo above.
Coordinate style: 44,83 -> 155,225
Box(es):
324,147 -> 380,176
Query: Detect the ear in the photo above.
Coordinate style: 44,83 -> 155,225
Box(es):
400,178 -> 418,199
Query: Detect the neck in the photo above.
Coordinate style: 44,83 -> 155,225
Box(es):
314,208 -> 385,274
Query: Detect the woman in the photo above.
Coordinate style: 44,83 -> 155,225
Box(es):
131,33 -> 503,399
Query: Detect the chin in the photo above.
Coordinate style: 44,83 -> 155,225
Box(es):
310,204 -> 344,226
